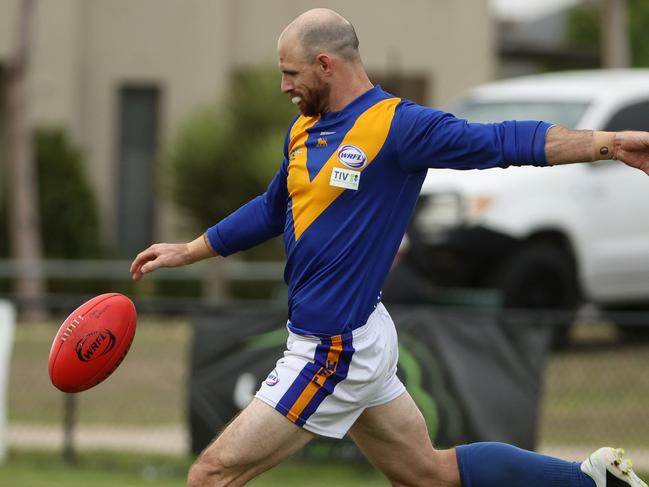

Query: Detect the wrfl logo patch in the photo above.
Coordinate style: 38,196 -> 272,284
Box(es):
337,144 -> 367,169
266,369 -> 280,386
75,329 -> 116,362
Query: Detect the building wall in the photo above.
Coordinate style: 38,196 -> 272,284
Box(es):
79,0 -> 234,244
0,1 -> 19,60
230,0 -> 495,106
0,0 -> 495,246
0,1 -> 82,135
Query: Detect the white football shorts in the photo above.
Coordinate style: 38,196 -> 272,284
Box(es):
255,302 -> 405,438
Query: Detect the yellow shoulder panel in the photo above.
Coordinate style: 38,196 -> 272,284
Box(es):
288,97 -> 400,240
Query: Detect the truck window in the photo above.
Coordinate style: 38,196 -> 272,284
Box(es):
604,101 -> 649,132
450,101 -> 589,128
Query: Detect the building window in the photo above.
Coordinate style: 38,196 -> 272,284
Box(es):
116,85 -> 160,256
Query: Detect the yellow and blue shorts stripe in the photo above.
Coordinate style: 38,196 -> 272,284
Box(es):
275,332 -> 355,426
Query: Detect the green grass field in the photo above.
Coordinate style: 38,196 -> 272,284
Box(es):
8,317 -> 190,425
1,450 -> 648,487
8,317 -> 649,443
5,315 -> 649,486
0,450 -> 388,487
538,322 -> 649,447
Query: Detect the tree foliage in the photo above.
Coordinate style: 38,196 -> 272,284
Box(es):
567,0 -> 649,67
35,129 -> 102,257
0,128 -> 102,258
168,67 -> 296,232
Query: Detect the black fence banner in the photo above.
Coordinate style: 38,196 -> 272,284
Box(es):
189,305 -> 553,455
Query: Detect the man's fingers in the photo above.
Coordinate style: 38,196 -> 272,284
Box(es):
130,243 -> 188,280
130,245 -> 160,274
130,259 -> 143,274
132,260 -> 157,281
130,252 -> 148,273
140,259 -> 161,275
138,251 -> 177,277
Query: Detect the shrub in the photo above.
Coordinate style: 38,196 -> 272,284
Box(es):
167,66 -> 296,231
0,127 -> 102,259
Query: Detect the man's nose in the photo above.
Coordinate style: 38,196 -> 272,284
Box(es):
281,76 -> 293,94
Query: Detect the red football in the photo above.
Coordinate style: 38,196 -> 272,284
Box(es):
48,293 -> 137,393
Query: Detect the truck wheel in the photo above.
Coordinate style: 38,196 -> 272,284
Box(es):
600,305 -> 649,342
491,242 -> 579,348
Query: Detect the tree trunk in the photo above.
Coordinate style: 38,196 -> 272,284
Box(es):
203,258 -> 227,305
600,0 -> 631,68
5,0 -> 47,320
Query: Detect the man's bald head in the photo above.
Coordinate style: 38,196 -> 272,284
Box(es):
281,8 -> 360,63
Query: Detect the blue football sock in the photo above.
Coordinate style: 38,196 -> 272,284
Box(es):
456,442 -> 596,487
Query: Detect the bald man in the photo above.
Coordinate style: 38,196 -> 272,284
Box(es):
131,8 -> 649,487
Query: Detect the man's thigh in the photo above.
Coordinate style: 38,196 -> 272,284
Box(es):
193,398 -> 314,485
348,391 -> 460,487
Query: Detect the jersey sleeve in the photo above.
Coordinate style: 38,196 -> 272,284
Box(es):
394,100 -> 552,173
205,159 -> 288,257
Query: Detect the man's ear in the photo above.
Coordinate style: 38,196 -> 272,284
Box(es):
316,54 -> 333,75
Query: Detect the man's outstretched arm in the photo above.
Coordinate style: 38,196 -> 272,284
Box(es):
130,233 -> 218,281
546,126 -> 649,174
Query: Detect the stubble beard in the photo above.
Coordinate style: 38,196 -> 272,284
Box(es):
298,81 -> 331,117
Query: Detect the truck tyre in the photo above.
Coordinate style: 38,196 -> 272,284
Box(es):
600,305 -> 649,341
491,242 -> 579,348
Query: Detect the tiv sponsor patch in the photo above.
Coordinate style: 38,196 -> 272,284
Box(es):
330,167 -> 361,190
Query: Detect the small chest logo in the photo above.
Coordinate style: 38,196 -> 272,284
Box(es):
337,144 -> 367,169
330,167 -> 361,190
289,146 -> 304,162
75,329 -> 116,362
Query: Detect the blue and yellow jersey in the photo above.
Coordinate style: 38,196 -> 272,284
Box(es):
208,86 -> 550,336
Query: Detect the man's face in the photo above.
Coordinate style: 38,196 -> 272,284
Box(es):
278,39 -> 330,116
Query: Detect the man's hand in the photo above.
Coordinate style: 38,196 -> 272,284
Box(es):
546,127 -> 649,175
614,131 -> 649,175
130,234 -> 218,281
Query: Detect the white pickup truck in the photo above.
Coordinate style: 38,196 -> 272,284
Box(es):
401,70 -> 649,336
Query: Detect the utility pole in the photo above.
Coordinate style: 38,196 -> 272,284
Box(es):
600,0 -> 631,68
5,0 -> 47,319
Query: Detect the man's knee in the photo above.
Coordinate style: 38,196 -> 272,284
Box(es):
187,460 -> 209,487
187,449 -> 242,487
386,449 -> 458,487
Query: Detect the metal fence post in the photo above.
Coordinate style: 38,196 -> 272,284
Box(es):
0,300 -> 17,464
62,393 -> 77,465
